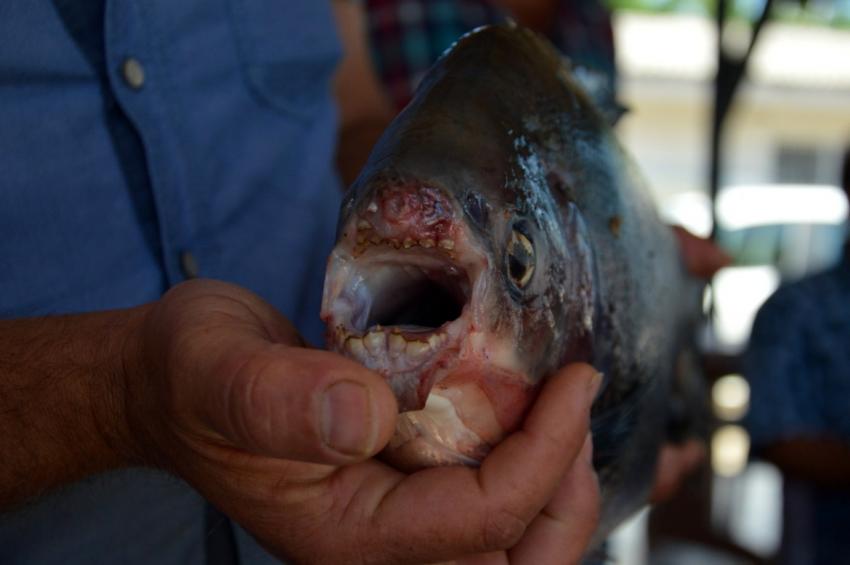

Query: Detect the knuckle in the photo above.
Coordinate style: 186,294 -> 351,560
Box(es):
481,508 -> 528,550
228,356 -> 273,450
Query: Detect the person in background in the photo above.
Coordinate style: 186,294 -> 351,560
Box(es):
0,1 -> 602,564
365,0 -> 617,112
743,148 -> 850,565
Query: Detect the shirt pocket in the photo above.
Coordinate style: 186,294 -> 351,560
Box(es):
227,0 -> 341,119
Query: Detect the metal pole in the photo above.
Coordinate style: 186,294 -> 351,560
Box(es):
709,0 -> 775,239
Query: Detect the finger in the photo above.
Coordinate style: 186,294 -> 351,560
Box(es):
458,551 -> 508,565
671,225 -> 731,279
649,439 -> 706,504
356,363 -> 601,563
196,333 -> 398,464
163,279 -> 307,346
508,433 -> 600,565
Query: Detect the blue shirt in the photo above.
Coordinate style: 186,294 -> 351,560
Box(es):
1,1 -> 342,562
744,250 -> 850,565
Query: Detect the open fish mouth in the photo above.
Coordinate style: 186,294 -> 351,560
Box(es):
322,183 -> 539,470
322,208 -> 487,413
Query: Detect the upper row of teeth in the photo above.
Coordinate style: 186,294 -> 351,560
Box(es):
345,328 -> 448,360
356,220 -> 454,250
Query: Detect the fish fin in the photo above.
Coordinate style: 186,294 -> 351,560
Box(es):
564,59 -> 628,126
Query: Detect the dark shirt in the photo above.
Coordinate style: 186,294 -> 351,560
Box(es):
744,250 -> 850,565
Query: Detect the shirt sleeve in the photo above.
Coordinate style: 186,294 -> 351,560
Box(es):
743,286 -> 826,449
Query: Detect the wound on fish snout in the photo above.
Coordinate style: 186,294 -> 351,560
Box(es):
378,185 -> 454,240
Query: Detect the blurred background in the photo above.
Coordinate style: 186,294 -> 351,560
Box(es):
607,0 -> 849,563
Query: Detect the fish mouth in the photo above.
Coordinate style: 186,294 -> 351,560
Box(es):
321,216 -> 487,412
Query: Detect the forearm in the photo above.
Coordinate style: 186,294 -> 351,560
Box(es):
0,306 -> 148,509
760,438 -> 850,488
332,0 -> 395,186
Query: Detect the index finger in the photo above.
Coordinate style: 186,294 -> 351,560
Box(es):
357,363 -> 601,564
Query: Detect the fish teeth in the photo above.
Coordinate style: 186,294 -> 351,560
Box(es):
347,337 -> 366,358
403,238 -> 414,248
427,334 -> 442,349
420,238 -> 435,248
357,219 -> 372,230
364,331 -> 387,355
438,239 -> 454,250
406,340 -> 431,359
388,333 -> 406,356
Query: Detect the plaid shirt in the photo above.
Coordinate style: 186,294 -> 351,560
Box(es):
365,0 -> 615,110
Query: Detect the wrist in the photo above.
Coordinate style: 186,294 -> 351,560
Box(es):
0,305 -> 155,509
96,303 -> 155,468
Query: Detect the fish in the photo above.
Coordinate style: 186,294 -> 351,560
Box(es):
321,24 -> 701,539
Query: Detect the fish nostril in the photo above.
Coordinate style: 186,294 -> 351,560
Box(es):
464,192 -> 489,228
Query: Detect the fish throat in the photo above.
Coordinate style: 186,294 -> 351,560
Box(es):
325,196 -> 487,413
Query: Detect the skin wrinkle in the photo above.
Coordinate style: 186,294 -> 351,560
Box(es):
217,351 -> 260,454
236,355 -> 277,454
335,468 -> 374,530
355,472 -> 408,560
118,309 -> 154,465
94,309 -> 137,463
478,431 -> 553,515
171,289 -> 274,342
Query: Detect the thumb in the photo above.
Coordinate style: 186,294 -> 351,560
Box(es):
199,339 -> 399,465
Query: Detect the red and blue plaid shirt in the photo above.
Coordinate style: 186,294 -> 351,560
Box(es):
365,0 -> 616,110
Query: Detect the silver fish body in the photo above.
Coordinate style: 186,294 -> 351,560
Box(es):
322,24 -> 698,541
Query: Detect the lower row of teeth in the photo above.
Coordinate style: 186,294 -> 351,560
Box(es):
344,328 -> 447,361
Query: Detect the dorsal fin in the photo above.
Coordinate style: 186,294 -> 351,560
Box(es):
567,59 -> 628,126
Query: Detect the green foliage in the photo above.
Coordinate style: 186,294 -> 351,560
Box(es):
605,0 -> 850,28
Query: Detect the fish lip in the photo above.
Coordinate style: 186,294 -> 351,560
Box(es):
322,215 -> 489,411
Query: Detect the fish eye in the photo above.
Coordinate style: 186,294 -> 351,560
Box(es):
507,228 -> 535,289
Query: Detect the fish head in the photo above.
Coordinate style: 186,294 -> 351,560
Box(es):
321,26 -> 597,471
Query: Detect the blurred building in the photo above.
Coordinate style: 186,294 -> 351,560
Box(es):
607,11 -> 850,565
616,11 -> 850,205
614,11 -> 850,351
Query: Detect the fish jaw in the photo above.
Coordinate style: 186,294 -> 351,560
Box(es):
383,357 -> 536,471
321,183 -> 538,469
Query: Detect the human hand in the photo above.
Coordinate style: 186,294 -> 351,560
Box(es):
649,439 -> 706,504
120,280 -> 602,564
671,225 -> 731,280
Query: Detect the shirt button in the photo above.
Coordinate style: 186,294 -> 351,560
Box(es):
121,58 -> 145,90
180,251 -> 199,279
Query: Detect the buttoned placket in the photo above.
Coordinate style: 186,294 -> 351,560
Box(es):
103,0 -> 199,284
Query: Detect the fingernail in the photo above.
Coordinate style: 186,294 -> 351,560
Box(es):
588,371 -> 604,400
321,381 -> 374,456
